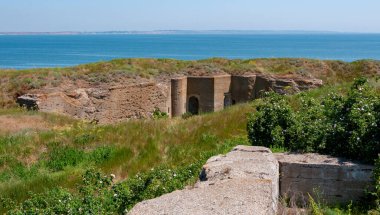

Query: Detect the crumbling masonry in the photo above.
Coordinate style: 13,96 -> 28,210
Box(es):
170,74 -> 322,117
16,74 -> 322,123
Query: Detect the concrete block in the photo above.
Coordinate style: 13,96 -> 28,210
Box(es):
276,153 -> 374,205
129,146 -> 280,215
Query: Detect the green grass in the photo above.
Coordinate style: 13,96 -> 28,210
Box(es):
0,101 -> 253,207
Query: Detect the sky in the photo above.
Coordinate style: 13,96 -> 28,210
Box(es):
1,0 -> 380,33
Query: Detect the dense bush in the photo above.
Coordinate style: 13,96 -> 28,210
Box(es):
3,170 -> 116,214
247,78 -> 380,163
246,92 -> 295,149
323,78 -> 380,162
1,160 -> 205,214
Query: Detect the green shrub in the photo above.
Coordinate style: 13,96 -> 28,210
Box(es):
5,169 -> 116,214
4,162 -> 202,214
181,112 -> 193,119
152,108 -> 168,119
247,92 -> 295,149
46,145 -> 85,171
323,78 -> 380,162
247,78 -> 380,163
112,163 -> 202,213
286,96 -> 327,152
89,146 -> 116,164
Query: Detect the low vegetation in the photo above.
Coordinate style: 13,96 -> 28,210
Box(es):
0,58 -> 379,214
1,140 -> 240,214
247,78 -> 379,163
0,100 -> 253,213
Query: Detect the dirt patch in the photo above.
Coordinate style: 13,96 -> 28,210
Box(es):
0,115 -> 51,134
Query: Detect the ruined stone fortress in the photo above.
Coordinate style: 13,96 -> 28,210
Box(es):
170,74 -> 307,117
17,73 -> 322,123
171,74 -> 252,117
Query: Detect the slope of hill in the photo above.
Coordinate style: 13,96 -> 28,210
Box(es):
1,58 -> 379,108
0,58 -> 379,213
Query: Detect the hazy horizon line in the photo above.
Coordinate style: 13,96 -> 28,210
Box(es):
1,30 -> 380,35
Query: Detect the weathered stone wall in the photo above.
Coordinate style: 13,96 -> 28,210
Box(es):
187,76 -> 215,113
38,90 -> 96,119
231,75 -> 256,103
213,74 -> 231,111
171,77 -> 187,117
254,75 -> 276,98
17,73 -> 323,122
95,83 -> 170,123
172,75 -> 232,115
34,82 -> 171,123
275,153 -> 374,205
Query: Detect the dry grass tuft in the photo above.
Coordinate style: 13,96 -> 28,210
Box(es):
0,115 -> 50,134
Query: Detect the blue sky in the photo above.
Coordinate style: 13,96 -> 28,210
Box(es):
1,0 -> 379,32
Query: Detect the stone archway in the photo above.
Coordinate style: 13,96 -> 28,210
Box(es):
188,96 -> 199,115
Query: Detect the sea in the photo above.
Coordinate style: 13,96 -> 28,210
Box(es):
0,34 -> 379,69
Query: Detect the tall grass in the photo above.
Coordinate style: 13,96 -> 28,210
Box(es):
0,103 -> 253,205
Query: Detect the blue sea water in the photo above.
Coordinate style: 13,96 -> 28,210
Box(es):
0,34 -> 379,69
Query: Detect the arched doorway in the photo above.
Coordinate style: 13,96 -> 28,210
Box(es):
188,96 -> 199,115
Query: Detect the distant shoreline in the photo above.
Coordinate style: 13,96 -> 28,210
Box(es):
1,30 -> 379,36
1,34 -> 379,69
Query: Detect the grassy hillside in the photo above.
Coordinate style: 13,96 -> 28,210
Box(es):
0,102 -> 253,206
0,80 -> 378,214
0,58 -> 379,213
1,58 -> 379,107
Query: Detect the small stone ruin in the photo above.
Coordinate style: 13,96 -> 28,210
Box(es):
129,146 -> 374,215
16,94 -> 40,110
